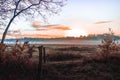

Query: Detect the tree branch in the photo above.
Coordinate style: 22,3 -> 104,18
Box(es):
14,0 -> 21,15
16,0 -> 42,16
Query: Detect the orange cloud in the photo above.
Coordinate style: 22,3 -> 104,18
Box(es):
34,25 -> 70,31
51,26 -> 71,30
35,26 -> 70,31
32,21 -> 71,31
94,21 -> 112,24
32,21 -> 43,27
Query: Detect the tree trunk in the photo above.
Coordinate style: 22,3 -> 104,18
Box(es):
1,16 -> 16,43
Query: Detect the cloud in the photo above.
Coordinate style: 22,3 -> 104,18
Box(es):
52,26 -> 71,30
94,21 -> 112,24
32,21 -> 71,31
35,25 -> 70,31
28,21 -> 71,38
32,21 -> 43,27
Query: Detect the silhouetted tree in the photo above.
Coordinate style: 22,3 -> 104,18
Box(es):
0,0 -> 66,43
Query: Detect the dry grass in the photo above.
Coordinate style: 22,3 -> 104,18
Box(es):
42,52 -> 120,80
46,52 -> 84,61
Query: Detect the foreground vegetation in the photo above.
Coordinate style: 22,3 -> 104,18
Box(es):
0,47 -> 120,80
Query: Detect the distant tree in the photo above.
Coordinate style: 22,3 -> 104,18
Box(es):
0,0 -> 66,43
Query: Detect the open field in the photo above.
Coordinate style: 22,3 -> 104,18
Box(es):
0,44 -> 120,80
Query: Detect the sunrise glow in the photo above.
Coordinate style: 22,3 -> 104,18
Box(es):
65,28 -> 87,37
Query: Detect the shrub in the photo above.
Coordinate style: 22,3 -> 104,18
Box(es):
98,28 -> 120,59
0,40 -> 36,64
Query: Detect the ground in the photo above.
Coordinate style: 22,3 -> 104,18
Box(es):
0,44 -> 120,80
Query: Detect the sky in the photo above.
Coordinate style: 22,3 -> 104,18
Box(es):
1,0 -> 120,38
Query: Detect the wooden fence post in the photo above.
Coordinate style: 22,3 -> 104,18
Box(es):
37,45 -> 43,80
43,47 -> 46,63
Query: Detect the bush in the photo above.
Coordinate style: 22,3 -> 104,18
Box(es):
98,28 -> 120,59
0,40 -> 36,64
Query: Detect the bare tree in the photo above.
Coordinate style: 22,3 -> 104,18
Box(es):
0,0 -> 66,43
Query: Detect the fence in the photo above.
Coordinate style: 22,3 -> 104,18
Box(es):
37,46 -> 46,80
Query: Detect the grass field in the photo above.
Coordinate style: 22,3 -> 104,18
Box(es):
0,44 -> 120,80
